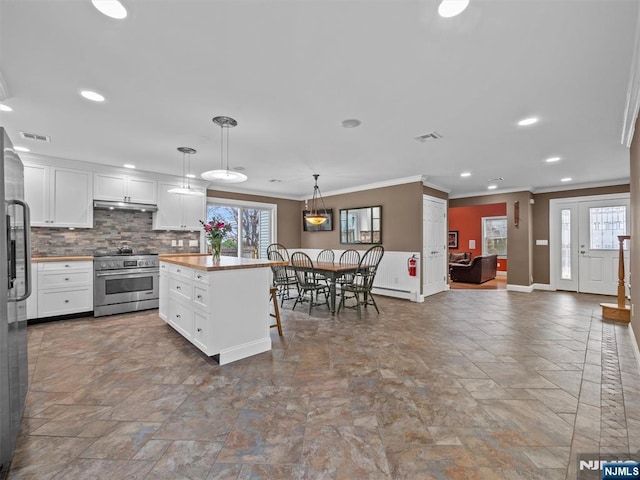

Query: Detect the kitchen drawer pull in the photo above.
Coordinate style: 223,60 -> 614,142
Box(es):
197,328 -> 202,332
196,274 -> 202,279
196,294 -> 202,300
64,300 -> 69,303
175,314 -> 181,319
65,278 -> 70,281
176,285 -> 181,290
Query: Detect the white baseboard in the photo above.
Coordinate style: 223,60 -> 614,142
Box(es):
496,271 -> 507,276
533,283 -> 554,291
506,284 -> 535,293
218,338 -> 271,366
371,287 -> 422,302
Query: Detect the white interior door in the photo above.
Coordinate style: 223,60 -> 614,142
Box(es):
550,194 -> 630,295
423,195 -> 447,296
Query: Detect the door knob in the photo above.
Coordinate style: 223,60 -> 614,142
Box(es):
580,250 -> 586,254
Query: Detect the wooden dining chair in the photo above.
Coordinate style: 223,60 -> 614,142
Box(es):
290,251 -> 330,314
267,250 -> 297,307
338,248 -> 361,292
338,245 -> 384,318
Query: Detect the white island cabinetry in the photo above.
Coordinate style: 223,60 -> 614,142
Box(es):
159,255 -> 282,365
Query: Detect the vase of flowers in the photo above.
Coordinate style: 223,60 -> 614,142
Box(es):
200,218 -> 232,262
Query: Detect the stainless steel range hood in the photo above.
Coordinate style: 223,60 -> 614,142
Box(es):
93,200 -> 158,212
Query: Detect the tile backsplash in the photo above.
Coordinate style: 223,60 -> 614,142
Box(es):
31,209 -> 201,257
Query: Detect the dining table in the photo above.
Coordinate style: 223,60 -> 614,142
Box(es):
292,260 -> 361,315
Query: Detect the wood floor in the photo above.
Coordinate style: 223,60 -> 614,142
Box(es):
449,275 -> 507,290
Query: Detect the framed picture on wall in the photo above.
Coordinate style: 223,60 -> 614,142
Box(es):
448,231 -> 458,249
302,209 -> 333,231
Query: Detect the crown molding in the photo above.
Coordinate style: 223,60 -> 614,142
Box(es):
449,186 -> 534,199
622,6 -> 640,148
315,175 -> 426,200
531,178 -> 630,194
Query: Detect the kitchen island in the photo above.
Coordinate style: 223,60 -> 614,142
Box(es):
159,254 -> 287,365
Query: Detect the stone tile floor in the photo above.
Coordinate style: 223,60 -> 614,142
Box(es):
7,290 -> 640,479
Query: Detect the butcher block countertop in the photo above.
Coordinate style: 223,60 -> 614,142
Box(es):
32,256 -> 94,262
159,254 -> 287,272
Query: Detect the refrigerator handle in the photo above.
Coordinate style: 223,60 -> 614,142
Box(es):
7,199 -> 31,302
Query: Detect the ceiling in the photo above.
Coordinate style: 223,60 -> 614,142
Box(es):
1,0 -> 638,199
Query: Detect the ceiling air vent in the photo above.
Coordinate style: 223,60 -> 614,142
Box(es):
414,131 -> 442,143
19,131 -> 51,143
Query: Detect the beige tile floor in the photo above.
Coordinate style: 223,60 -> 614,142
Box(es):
7,290 -> 640,479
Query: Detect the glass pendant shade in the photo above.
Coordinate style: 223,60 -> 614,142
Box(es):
201,116 -> 248,184
168,147 -> 204,196
305,174 -> 328,225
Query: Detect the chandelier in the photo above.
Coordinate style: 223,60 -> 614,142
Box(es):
201,116 -> 248,184
168,147 -> 204,196
305,174 -> 328,225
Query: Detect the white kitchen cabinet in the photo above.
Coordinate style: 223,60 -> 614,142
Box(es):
94,173 -> 157,204
24,164 -> 93,228
37,261 -> 93,318
153,182 -> 205,231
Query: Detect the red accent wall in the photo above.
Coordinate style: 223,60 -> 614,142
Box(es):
449,203 -> 508,272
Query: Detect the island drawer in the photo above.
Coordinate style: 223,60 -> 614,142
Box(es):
169,277 -> 192,301
169,264 -> 193,279
193,285 -> 209,309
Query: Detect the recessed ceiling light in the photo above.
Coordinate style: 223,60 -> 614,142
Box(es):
80,90 -> 105,102
269,179 -> 282,183
91,0 -> 127,19
546,156 -> 561,163
488,185 -> 498,190
185,173 -> 196,178
341,119 -> 362,128
14,146 -> 30,152
0,104 -> 12,112
561,177 -> 572,182
438,0 -> 470,18
123,164 -> 135,169
517,117 -> 539,126
460,172 -> 471,177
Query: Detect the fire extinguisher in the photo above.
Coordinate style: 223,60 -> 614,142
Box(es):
408,254 -> 417,277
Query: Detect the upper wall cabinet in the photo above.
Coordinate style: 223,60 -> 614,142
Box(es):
24,164 -> 93,228
94,173 -> 157,204
153,182 -> 206,231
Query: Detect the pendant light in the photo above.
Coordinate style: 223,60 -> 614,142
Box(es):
168,147 -> 204,196
305,174 -> 328,225
201,116 -> 248,184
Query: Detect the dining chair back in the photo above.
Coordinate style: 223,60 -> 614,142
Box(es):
267,243 -> 290,261
317,249 -> 335,264
290,251 -> 330,314
338,249 -> 361,288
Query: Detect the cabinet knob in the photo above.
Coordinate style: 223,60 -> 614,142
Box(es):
176,285 -> 181,290
197,295 -> 202,300
175,314 -> 181,319
197,275 -> 202,279
65,278 -> 70,281
197,328 -> 202,332
64,300 -> 69,303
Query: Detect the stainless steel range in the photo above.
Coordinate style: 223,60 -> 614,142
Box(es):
93,253 -> 159,317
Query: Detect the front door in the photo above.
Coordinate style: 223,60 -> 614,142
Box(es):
423,195 -> 447,296
550,193 -> 630,295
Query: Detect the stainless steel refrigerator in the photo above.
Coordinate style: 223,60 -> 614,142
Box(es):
0,128 -> 31,477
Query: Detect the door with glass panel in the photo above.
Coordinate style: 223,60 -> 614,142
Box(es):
577,198 -> 630,295
550,194 -> 629,295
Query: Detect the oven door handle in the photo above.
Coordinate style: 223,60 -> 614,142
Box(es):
95,268 -> 159,277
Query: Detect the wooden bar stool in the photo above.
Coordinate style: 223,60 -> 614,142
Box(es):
269,287 -> 283,336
